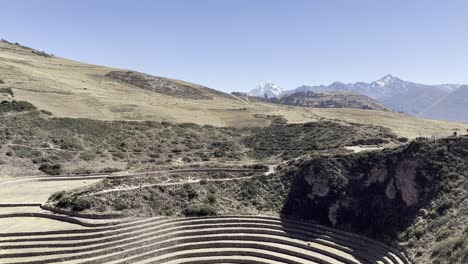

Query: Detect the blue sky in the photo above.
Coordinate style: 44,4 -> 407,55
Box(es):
1,0 -> 468,92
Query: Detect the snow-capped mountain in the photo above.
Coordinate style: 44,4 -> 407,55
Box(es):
371,74 -> 403,88
293,75 -> 410,99
248,81 -> 286,98
241,75 -> 467,122
291,75 -> 465,116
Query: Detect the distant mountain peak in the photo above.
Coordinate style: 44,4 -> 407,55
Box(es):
248,81 -> 285,98
372,74 -> 403,88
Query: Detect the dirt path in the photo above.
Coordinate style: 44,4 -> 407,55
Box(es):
344,145 -> 385,153
0,167 -> 268,204
91,175 -> 257,195
0,167 -> 264,186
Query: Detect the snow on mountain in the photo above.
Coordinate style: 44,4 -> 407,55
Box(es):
248,81 -> 286,98
293,75 -> 411,99
290,75 -> 464,116
241,75 -> 466,121
370,74 -> 402,88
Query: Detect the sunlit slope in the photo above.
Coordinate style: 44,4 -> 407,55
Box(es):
0,41 -> 466,137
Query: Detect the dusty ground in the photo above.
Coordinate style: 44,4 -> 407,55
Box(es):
0,178 -> 100,203
0,177 -> 100,233
0,215 -> 88,232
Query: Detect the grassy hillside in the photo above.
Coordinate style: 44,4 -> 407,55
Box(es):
1,40 -> 467,138
0,101 -> 397,177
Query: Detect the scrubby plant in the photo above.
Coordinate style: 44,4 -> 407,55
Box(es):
183,183 -> 198,200
182,204 -> 217,216
0,100 -> 37,113
50,190 -> 66,201
205,193 -> 217,204
39,163 -> 63,175
40,109 -> 52,115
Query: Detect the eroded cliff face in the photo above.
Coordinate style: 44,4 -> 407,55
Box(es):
281,138 -> 466,241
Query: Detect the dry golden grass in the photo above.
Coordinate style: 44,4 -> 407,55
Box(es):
1,41 -> 466,138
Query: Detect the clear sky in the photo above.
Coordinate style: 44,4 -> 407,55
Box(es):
1,0 -> 468,92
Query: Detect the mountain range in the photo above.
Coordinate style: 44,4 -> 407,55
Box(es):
248,75 -> 468,122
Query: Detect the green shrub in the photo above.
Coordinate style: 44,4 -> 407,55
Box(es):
39,163 -> 63,175
114,200 -> 128,211
435,196 -> 455,215
241,178 -> 260,198
182,204 -> 217,217
0,100 -> 36,113
40,109 -> 53,115
397,137 -> 409,143
50,191 -> 66,201
53,138 -> 83,150
100,167 -> 121,173
183,184 -> 198,200
206,193 -> 217,204
72,198 -> 91,211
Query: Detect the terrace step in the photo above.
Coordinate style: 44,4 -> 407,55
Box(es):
0,220 -> 390,263
160,255 -> 289,264
0,216 -> 408,264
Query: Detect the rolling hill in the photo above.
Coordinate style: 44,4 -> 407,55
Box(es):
0,39 -> 467,138
271,90 -> 389,111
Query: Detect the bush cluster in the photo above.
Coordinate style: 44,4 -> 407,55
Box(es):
182,204 -> 217,216
39,163 -> 63,175
0,100 -> 37,113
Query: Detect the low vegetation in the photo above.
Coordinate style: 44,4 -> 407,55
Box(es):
38,163 -> 63,175
47,170 -> 287,217
244,120 -> 395,159
0,101 -> 397,176
0,100 -> 37,113
106,71 -> 212,100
